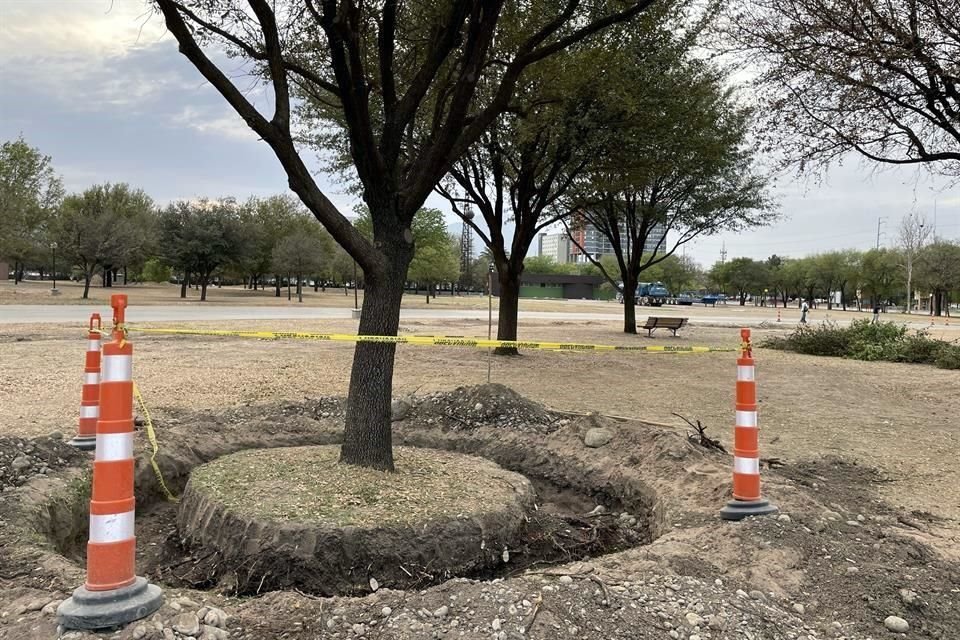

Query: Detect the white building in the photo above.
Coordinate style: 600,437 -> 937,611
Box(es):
537,233 -> 573,264
569,222 -> 668,263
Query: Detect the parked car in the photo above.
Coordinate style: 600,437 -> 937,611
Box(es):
676,291 -> 697,305
701,293 -> 721,306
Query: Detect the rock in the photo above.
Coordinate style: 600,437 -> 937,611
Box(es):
559,576 -> 573,585
690,635 -> 702,640
47,431 -> 63,441
845,520 -> 861,527
492,618 -> 502,631
433,606 -> 449,618
172,612 -> 201,637
474,403 -> 483,412
584,428 -> 613,448
133,625 -> 148,640
846,566 -> 859,575
177,597 -> 201,609
708,615 -> 724,630
369,577 -> 379,592
197,607 -> 209,621
899,589 -> 919,606
352,623 -> 366,636
856,514 -> 865,522
792,603 -> 805,615
391,397 -> 412,422
24,597 -> 51,612
587,505 -> 607,516
669,631 -> 679,639
748,590 -> 766,601
736,589 -> 749,598
199,626 -> 230,640
777,514 -> 792,523
502,548 -> 510,563
685,612 -> 704,627
11,456 -> 31,471
163,629 -> 176,640
203,607 -> 228,628
884,616 -> 909,633
381,607 -> 393,617
40,600 -> 60,616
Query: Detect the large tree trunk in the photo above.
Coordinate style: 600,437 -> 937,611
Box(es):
622,282 -> 638,334
297,274 -> 303,303
180,272 -> 188,298
340,263 -> 409,471
200,275 -> 209,302
495,268 -> 521,355
275,275 -> 281,298
83,274 -> 91,299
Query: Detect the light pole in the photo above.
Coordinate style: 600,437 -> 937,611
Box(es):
50,242 -> 58,293
487,262 -> 494,384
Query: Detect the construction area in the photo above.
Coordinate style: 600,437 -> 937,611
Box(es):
0,284 -> 957,640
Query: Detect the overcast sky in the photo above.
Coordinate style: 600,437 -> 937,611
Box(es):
2,1 -> 958,268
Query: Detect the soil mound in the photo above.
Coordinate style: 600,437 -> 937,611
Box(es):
403,383 -> 559,434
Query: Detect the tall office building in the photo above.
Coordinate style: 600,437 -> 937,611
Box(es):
568,222 -> 668,262
537,233 -> 573,264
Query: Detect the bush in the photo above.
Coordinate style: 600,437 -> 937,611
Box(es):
140,258 -> 172,283
763,319 -> 959,369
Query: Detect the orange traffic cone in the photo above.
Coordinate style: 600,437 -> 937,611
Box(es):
720,328 -> 778,520
68,314 -> 102,451
58,295 -> 162,630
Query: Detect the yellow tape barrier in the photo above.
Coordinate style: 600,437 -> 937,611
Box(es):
132,382 -> 178,503
124,326 -> 735,354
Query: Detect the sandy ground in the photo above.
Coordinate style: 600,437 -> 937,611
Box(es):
1,313 -> 958,526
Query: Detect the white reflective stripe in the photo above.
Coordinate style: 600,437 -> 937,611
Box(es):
89,510 -> 135,543
95,432 -> 134,461
736,410 -> 758,427
80,405 -> 99,419
734,456 -> 760,475
737,365 -> 755,381
88,340 -> 101,352
101,355 -> 132,382
84,372 -> 99,385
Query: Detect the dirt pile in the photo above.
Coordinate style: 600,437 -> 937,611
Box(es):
0,435 -> 85,491
399,383 -> 560,434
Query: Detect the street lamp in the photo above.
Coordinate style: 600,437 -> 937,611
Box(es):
50,242 -> 58,293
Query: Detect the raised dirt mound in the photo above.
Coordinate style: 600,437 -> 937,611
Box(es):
177,445 -> 536,595
401,383 -> 560,434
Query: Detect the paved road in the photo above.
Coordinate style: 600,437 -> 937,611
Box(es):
1,304 -> 950,332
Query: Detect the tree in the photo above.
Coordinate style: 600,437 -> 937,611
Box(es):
436,46 -> 610,354
859,248 -> 901,308
0,137 -> 63,282
56,184 -> 154,298
154,0 -> 653,470
725,0 -> 960,180
159,200 -> 245,302
899,213 -> 932,313
915,240 -> 960,316
271,225 -> 328,303
655,254 -> 701,297
565,24 -> 775,332
717,257 -> 768,305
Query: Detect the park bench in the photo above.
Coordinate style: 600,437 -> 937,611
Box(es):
642,316 -> 688,338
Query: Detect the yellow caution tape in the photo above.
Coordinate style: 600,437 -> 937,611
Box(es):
123,326 -> 735,354
133,382 -> 179,503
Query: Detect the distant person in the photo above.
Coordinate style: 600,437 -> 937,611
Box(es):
800,300 -> 809,324
872,303 -> 881,324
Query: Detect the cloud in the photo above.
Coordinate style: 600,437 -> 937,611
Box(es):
169,106 -> 261,142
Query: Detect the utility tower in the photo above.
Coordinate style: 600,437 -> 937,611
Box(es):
720,242 -> 727,265
459,204 -> 475,290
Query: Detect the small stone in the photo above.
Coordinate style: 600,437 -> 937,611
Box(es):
492,618 -> 502,631
132,625 -> 148,640
47,431 -> 63,441
749,590 -> 766,601
177,597 -> 201,609
169,601 -> 182,612
845,520 -> 860,527
587,505 -> 607,516
11,456 -> 31,471
792,603 -> 805,615
197,607 -> 209,621
24,598 -> 50,612
433,606 -> 449,618
502,548 -> 510,563
381,606 -> 393,617
369,577 -> 379,592
714,579 -> 723,587
884,616 -> 909,633
40,600 -> 60,616
559,576 -> 573,585
669,631 -> 679,639
474,403 -> 483,412
171,612 -> 201,637
777,514 -> 792,523
163,629 -> 176,640
736,589 -> 749,598
846,566 -> 859,575
898,589 -> 918,606
685,612 -> 704,627
199,626 -> 230,640
584,427 -> 613,448
856,514 -> 865,522
352,623 -> 366,636
203,607 -> 228,628
708,615 -> 723,630
391,397 -> 412,422
690,636 -> 702,640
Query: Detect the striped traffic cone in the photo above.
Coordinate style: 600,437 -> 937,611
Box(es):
58,295 -> 162,630
68,314 -> 103,451
720,328 -> 778,521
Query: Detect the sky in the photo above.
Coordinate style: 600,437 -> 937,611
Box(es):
1,1 -> 958,268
